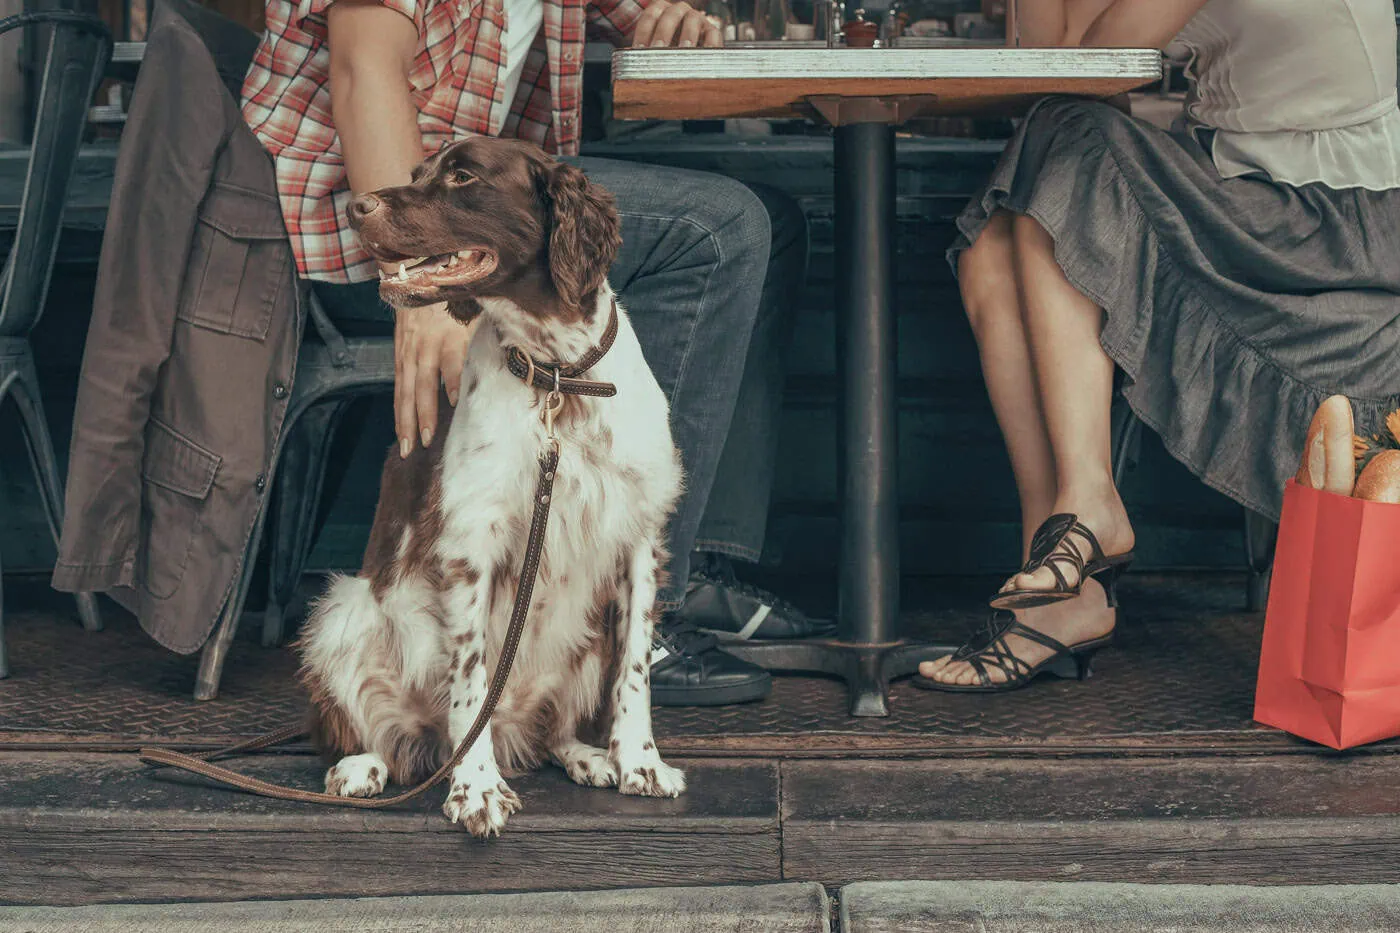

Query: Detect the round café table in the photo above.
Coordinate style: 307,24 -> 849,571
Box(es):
611,45 -> 1162,716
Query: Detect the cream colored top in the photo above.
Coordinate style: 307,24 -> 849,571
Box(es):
1166,0 -> 1400,191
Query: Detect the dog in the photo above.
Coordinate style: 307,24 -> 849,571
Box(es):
297,137 -> 685,838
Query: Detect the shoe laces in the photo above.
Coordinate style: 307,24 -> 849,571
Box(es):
653,617 -> 718,660
689,558 -> 812,623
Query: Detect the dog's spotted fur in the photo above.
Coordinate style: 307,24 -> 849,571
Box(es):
298,138 -> 685,837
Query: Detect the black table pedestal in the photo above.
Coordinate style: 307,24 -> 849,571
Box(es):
727,117 -> 951,717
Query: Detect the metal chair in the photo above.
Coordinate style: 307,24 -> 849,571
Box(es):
1109,401 -> 1277,612
193,296 -> 395,699
258,339 -> 394,650
0,11 -> 112,679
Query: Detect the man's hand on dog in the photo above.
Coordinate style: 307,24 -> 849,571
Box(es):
631,0 -> 723,48
394,300 -> 478,458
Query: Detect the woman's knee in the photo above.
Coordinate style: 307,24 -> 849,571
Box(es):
958,211 -> 1019,337
1010,211 -> 1053,252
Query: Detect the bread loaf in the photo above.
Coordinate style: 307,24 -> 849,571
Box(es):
1296,425 -> 1327,490
1353,449 -> 1400,504
1320,396 -> 1356,495
1296,395 -> 1354,493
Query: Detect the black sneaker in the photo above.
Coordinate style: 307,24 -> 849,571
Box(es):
649,616 -> 772,707
678,553 -> 837,642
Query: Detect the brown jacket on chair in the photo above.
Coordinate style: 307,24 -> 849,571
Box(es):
52,0 -> 302,654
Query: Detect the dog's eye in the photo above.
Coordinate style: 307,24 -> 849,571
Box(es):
447,168 -> 478,187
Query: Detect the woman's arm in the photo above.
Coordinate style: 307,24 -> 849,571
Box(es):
1015,0 -> 1067,46
1014,0 -> 1114,46
327,0 -> 477,456
1078,0 -> 1209,49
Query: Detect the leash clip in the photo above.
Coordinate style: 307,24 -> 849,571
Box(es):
543,366 -> 563,439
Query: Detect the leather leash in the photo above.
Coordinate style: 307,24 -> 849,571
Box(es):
138,307 -> 620,809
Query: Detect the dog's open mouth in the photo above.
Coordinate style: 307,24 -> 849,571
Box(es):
372,246 -> 500,289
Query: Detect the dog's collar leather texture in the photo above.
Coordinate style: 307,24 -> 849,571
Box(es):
505,298 -> 619,399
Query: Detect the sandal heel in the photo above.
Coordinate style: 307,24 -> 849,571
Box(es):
1094,556 -> 1134,609
1045,653 -> 1083,680
1047,648 -> 1098,682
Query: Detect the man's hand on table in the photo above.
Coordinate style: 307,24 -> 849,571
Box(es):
631,0 -> 723,48
394,299 -> 480,458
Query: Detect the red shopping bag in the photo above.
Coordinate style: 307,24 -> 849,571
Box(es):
1254,481 -> 1400,749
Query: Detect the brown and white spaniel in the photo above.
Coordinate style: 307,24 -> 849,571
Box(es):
297,137 -> 685,837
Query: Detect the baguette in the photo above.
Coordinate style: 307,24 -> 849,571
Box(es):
1296,395 -> 1354,492
1311,396 -> 1357,495
1295,424 -> 1327,490
1353,450 -> 1400,504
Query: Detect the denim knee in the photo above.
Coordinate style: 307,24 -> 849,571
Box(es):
746,182 -> 809,263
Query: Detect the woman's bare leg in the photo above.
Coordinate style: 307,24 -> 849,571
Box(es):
1002,212 -> 1135,595
951,212 -> 1058,533
919,211 -> 1115,687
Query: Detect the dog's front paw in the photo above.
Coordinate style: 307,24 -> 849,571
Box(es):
443,779 -> 522,837
559,747 -> 619,788
618,760 -> 686,798
324,754 -> 388,798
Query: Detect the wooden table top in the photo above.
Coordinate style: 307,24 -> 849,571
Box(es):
611,46 -> 1163,121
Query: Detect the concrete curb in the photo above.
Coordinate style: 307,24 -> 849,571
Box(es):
0,882 -> 830,933
840,880 -> 1400,932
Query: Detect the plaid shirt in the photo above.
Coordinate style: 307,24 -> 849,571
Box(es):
241,0 -> 646,283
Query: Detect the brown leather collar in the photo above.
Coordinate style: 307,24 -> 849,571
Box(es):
505,299 -> 619,398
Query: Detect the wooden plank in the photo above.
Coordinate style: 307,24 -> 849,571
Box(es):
611,48 -> 1161,120
782,757 -> 1400,885
0,754 -> 780,905
2,828 -> 780,905
0,753 -> 776,833
1,884 -> 832,932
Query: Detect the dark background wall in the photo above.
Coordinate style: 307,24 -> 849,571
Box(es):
0,131 -> 1247,587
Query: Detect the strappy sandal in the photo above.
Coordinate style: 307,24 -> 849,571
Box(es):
911,609 -> 1113,694
990,513 -> 1134,611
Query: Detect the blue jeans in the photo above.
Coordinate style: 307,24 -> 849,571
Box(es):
315,158 -> 806,609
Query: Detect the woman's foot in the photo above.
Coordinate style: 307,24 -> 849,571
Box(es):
998,488 -> 1136,599
919,579 -> 1117,687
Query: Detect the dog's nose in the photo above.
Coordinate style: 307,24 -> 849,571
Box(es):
347,193 -> 383,225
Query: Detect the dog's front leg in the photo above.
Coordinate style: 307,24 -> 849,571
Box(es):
440,568 -> 521,837
610,542 -> 686,798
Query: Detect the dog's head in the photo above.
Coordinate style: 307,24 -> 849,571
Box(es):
347,138 -> 622,321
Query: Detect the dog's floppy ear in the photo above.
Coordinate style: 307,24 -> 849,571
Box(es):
540,161 -> 621,314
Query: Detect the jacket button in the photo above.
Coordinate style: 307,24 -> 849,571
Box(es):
254,473 -> 267,493
273,383 -> 288,399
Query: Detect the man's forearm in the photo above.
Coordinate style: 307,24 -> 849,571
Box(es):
330,62 -> 423,196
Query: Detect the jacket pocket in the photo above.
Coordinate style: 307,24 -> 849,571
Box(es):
177,182 -> 290,341
139,419 -> 221,600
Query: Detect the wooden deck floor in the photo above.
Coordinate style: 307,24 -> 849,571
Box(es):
2,572 -> 1398,905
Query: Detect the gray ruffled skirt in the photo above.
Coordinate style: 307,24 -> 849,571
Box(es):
949,96 -> 1400,521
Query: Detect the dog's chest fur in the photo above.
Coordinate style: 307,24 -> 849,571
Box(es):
426,290 -> 679,768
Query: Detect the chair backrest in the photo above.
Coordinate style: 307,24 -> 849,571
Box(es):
0,12 -> 111,338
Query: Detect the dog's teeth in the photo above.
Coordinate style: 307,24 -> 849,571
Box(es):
398,263 -> 407,276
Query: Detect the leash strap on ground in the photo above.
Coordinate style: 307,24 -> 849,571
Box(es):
137,446 -> 561,810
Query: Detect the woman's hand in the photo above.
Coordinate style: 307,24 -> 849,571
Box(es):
631,0 -> 723,48
394,301 -> 479,457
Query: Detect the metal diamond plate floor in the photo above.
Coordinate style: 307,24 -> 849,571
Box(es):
0,574 -> 1374,757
